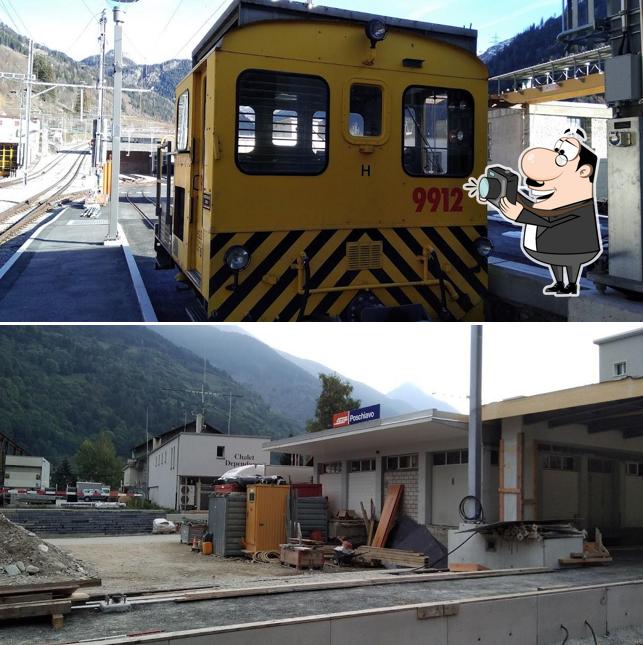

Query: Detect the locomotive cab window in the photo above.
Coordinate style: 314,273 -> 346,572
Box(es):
236,70 -> 329,175
176,90 -> 189,152
349,84 -> 382,137
403,87 -> 473,177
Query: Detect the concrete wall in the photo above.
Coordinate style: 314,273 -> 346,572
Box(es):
598,333 -> 643,381
489,102 -> 612,202
94,580 -> 643,645
148,436 -> 178,509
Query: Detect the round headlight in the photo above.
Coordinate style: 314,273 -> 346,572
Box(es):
366,19 -> 387,43
224,245 -> 250,271
478,177 -> 490,200
474,237 -> 494,258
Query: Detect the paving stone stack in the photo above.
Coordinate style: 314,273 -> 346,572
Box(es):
2,509 -> 165,536
293,496 -> 329,542
208,493 -> 246,557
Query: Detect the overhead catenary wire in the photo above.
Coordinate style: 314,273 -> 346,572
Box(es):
4,0 -> 31,37
171,0 -> 231,60
0,0 -> 19,33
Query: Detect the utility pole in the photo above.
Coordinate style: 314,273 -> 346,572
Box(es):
106,5 -> 124,243
467,325 -> 483,517
96,9 -> 107,176
23,39 -> 33,185
145,406 -> 149,500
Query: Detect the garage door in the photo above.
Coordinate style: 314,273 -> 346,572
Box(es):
540,453 -> 579,521
432,463 -> 467,526
587,458 -> 617,533
348,471 -> 376,515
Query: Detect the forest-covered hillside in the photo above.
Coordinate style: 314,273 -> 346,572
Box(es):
0,327 -> 301,464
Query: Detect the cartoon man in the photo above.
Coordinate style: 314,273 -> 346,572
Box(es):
465,129 -> 602,296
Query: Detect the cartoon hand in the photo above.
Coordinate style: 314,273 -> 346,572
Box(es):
463,177 -> 484,203
499,196 -> 522,221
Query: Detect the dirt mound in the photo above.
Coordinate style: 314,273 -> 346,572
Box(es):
0,514 -> 98,586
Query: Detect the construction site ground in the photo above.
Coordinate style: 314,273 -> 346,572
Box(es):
2,535 -> 643,645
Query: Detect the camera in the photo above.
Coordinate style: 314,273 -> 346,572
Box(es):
478,166 -> 519,208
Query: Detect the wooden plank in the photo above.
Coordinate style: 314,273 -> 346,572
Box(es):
0,592 -> 52,604
371,485 -> 404,548
0,581 -> 82,597
177,566 -> 553,604
0,598 -> 71,621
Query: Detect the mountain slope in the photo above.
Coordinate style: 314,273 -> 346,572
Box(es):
0,327 -> 300,463
279,351 -> 415,418
151,326 -> 421,424
387,383 -> 457,413
151,326 -> 321,425
0,21 -> 178,123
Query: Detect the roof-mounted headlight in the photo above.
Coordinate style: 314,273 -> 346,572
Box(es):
366,19 -> 387,49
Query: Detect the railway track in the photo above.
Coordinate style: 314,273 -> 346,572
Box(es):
0,144 -> 86,189
125,189 -> 155,229
0,153 -> 88,245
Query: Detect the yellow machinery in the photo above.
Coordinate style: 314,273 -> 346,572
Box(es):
0,143 -> 18,178
156,0 -> 490,321
244,484 -> 290,553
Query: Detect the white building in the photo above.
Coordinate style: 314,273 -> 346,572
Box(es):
3,455 -> 50,489
269,377 -> 643,546
148,430 -> 270,510
595,328 -> 643,381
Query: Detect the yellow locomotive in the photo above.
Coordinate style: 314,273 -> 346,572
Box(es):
0,142 -> 18,178
155,0 -> 490,321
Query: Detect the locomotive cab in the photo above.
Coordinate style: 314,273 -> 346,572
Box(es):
156,0 -> 489,321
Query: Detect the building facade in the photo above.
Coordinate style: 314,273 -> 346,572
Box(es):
3,455 -> 50,489
148,431 -> 269,510
595,328 -> 643,381
269,377 -> 643,546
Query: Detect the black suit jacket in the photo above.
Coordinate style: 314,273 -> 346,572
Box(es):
515,195 -> 600,255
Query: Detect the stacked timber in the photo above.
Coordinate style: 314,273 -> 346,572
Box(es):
354,546 -> 428,568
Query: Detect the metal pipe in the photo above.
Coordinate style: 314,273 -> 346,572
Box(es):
106,7 -> 124,242
23,39 -> 33,185
467,325 -> 483,506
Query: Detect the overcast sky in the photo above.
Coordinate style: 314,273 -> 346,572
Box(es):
239,323 -> 643,412
2,0 -> 562,64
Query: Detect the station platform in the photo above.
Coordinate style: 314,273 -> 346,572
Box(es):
489,257 -> 643,322
0,202 -> 156,322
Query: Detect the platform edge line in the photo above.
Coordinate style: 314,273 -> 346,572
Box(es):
117,223 -> 158,323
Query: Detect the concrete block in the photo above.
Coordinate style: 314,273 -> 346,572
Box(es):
537,588 -> 607,643
177,621 -> 330,645
330,608 -> 446,644
447,597 -> 538,645
607,582 -> 643,631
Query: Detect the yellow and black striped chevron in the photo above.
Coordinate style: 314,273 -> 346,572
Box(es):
209,226 -> 488,321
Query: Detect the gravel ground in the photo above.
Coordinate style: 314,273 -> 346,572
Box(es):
45,534 -> 368,593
